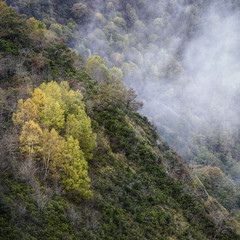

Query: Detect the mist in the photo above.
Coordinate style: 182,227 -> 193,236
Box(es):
139,4 -> 240,157
74,0 -> 240,181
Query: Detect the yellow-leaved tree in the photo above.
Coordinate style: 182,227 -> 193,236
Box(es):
13,81 -> 96,199
19,120 -> 42,159
41,128 -> 65,180
13,99 -> 39,126
62,136 -> 92,199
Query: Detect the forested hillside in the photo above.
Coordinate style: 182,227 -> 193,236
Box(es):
1,0 -> 240,239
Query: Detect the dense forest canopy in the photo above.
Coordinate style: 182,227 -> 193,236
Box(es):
71,0 -> 240,218
0,0 -> 240,239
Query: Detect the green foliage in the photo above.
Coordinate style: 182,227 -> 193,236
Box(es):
71,3 -> 92,24
40,98 -> 65,131
77,71 -> 97,96
0,39 -> 18,55
0,192 -> 10,215
66,113 -> 97,160
62,136 -> 92,199
112,17 -> 127,30
86,56 -> 110,83
0,1 -> 30,47
0,3 -> 240,239
46,42 -> 77,76
0,2 -> 79,82
1,174 -> 84,239
126,3 -> 138,27
195,166 -> 240,212
95,13 -> 106,26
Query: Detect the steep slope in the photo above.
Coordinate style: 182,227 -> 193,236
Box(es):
0,2 -> 240,239
7,0 -> 240,220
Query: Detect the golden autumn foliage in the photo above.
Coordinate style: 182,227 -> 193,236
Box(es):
19,120 -> 42,159
41,128 -> 65,179
14,81 -> 96,199
13,99 -> 39,125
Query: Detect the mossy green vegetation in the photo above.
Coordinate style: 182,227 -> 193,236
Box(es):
7,0 -> 240,219
0,2 -> 239,239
